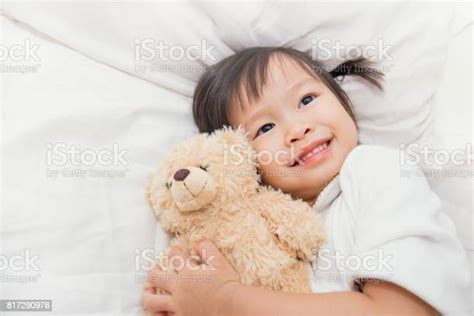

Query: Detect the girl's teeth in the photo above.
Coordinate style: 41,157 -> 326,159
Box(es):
301,142 -> 328,162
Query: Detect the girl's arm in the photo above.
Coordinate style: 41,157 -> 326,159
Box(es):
142,240 -> 438,316
220,279 -> 439,316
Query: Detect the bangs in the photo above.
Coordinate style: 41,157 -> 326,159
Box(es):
232,49 -> 318,111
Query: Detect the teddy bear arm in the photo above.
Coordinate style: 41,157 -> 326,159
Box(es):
157,209 -> 189,236
257,190 -> 325,261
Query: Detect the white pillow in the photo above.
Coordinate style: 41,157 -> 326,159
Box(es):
0,2 -> 459,144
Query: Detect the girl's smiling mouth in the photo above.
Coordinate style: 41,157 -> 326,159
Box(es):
290,137 -> 333,167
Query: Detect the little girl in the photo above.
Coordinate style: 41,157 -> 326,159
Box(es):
142,47 -> 471,315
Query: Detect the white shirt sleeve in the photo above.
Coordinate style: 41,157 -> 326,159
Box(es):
340,145 -> 471,315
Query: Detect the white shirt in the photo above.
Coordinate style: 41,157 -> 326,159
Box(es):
310,145 -> 471,315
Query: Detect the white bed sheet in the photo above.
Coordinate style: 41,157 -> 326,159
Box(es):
0,15 -> 190,315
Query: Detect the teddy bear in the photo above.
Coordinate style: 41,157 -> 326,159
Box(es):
146,126 -> 325,293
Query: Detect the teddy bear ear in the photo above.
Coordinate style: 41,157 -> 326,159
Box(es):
216,125 -> 251,146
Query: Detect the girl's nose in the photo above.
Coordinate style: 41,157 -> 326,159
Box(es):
285,125 -> 312,146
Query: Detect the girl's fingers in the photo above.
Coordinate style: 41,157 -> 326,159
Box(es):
188,252 -> 201,269
167,246 -> 188,273
144,282 -> 157,294
141,292 -> 175,313
147,266 -> 175,292
143,283 -> 169,316
194,239 -> 227,270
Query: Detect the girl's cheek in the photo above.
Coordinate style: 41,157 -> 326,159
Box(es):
254,147 -> 275,171
253,135 -> 273,154
253,131 -> 288,166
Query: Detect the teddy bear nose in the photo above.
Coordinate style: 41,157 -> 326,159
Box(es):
173,168 -> 190,181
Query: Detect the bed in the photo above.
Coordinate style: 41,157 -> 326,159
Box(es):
0,2 -> 472,314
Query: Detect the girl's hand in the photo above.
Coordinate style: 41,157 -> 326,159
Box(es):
141,239 -> 242,316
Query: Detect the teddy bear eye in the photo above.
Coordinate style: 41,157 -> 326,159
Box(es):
165,182 -> 172,189
199,165 -> 209,171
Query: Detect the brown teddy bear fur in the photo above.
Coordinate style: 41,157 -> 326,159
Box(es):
146,126 -> 325,293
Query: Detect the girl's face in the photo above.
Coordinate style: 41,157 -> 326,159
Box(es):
229,56 -> 358,202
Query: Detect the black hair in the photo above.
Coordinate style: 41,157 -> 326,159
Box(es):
192,46 -> 383,133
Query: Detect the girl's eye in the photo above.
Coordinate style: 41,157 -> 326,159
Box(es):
256,123 -> 275,137
298,95 -> 316,108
